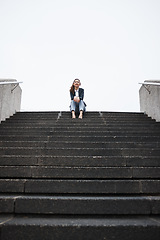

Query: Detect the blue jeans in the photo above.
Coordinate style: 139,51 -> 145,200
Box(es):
70,100 -> 86,112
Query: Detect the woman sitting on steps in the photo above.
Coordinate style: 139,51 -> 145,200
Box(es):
70,79 -> 86,119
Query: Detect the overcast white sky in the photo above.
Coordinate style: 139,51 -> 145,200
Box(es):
0,0 -> 160,112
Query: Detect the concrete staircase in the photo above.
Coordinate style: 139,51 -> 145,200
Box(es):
0,111 -> 160,240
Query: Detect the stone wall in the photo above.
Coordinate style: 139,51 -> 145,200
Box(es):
139,80 -> 160,121
0,79 -> 22,122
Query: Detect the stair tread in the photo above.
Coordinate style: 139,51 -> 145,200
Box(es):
0,214 -> 160,226
0,194 -> 160,215
1,214 -> 160,240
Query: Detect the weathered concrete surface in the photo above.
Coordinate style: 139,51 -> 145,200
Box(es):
0,79 -> 22,122
139,80 -> 160,121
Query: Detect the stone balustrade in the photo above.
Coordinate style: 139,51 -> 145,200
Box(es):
0,79 -> 22,122
139,80 -> 160,122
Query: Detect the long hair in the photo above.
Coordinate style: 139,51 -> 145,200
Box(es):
70,79 -> 80,94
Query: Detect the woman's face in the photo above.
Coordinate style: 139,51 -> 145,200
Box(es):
73,80 -> 80,88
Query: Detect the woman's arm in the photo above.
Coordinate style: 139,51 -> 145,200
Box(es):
79,88 -> 84,100
70,91 -> 74,100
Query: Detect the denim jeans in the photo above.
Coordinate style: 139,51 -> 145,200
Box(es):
70,100 -> 85,112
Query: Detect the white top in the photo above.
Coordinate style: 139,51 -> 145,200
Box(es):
75,89 -> 79,97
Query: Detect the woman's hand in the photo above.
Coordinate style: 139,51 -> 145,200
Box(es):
74,96 -> 80,103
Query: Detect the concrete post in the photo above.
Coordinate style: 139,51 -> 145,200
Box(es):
0,79 -> 22,122
139,80 -> 160,122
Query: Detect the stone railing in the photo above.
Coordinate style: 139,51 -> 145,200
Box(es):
139,80 -> 160,122
0,79 -> 22,122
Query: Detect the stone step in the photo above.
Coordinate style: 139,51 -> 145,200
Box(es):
59,117 -> 154,121
2,118 -> 159,125
0,194 -> 159,215
15,111 -> 60,114
0,156 -> 159,167
101,114 -> 153,118
6,114 -> 151,122
0,179 -> 160,194
8,115 -> 59,119
4,119 -> 154,125
64,111 -> 146,116
4,115 -> 155,121
11,112 -> 60,116
4,116 -> 155,122
1,214 -> 160,240
0,166 -> 159,179
9,115 -> 102,120
22,179 -> 160,194
3,119 -> 60,123
0,141 -> 160,148
0,122 -> 159,128
64,111 -> 149,115
1,119 -> 159,125
59,115 -> 151,119
1,125 -> 160,132
4,112 -> 154,124
14,111 -> 144,116
7,114 -> 150,119
101,118 -> 156,123
0,131 -> 160,137
0,147 -> 160,156
0,135 -> 160,142
10,112 -> 96,116
8,113 -> 98,118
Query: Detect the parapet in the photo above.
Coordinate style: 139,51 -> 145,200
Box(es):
139,80 -> 160,121
0,79 -> 22,122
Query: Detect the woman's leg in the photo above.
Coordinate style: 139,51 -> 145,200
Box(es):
79,100 -> 85,111
78,100 -> 85,119
70,100 -> 76,112
70,100 -> 85,118
70,100 -> 76,118
72,111 -> 76,118
79,110 -> 83,119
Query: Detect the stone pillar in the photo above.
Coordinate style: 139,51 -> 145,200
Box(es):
0,79 -> 22,122
139,80 -> 160,121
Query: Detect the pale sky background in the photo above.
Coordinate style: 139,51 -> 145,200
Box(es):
0,0 -> 160,112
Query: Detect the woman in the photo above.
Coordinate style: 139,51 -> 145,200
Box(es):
70,79 -> 86,119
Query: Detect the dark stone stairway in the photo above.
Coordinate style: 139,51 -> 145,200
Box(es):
0,111 -> 160,240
